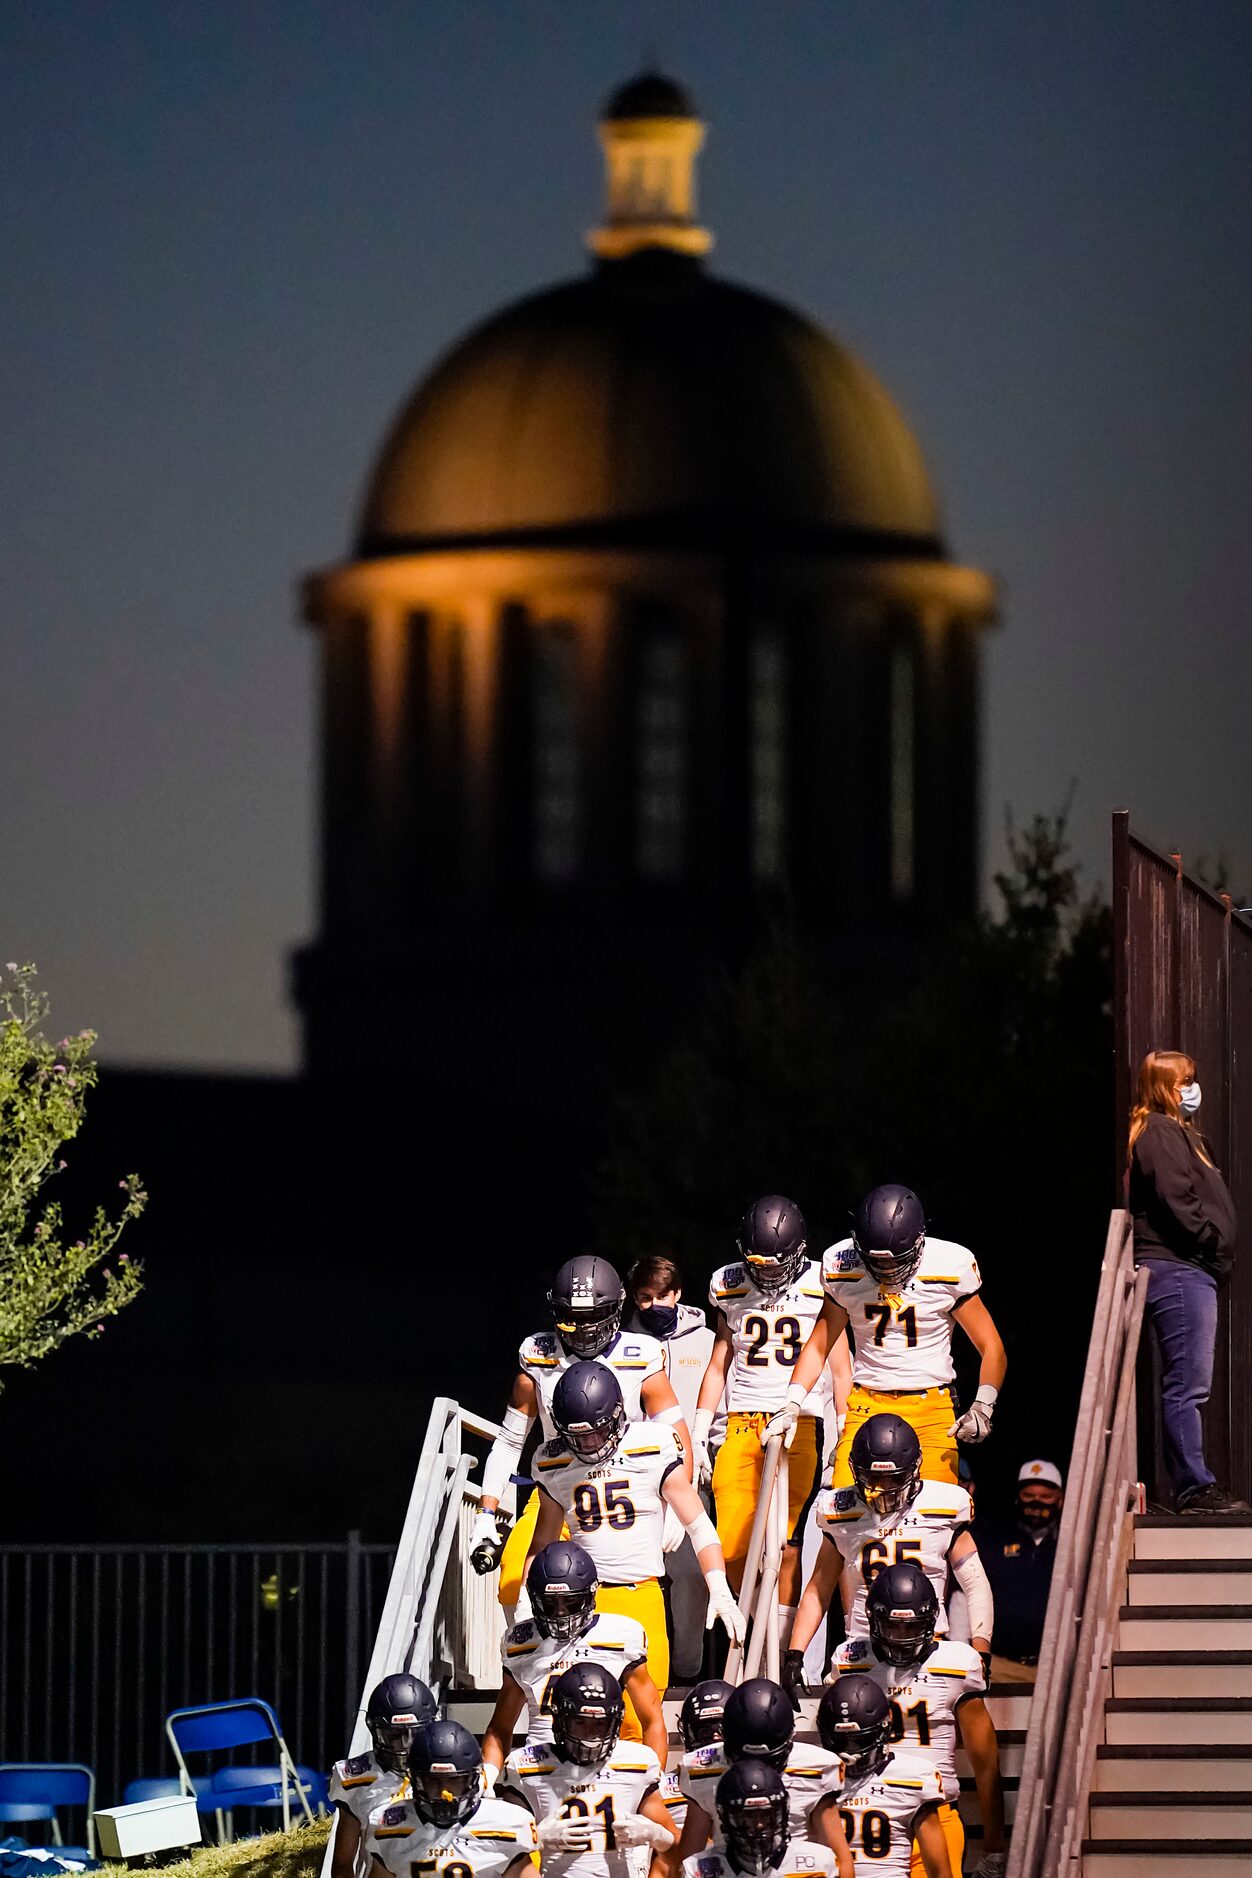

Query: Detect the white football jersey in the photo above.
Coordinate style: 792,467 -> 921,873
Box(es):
819,1236 -> 981,1390
678,1744 -> 843,1846
520,1331 -> 667,1441
659,1768 -> 688,1835
534,1423 -> 683,1584
830,1636 -> 987,1803
504,1740 -> 663,1878
368,1795 -> 536,1878
710,1261 -> 827,1415
816,1480 -> 974,1637
328,1750 -> 406,1830
834,1749 -> 946,1877
682,1840 -> 837,1878
501,1611 -> 648,1744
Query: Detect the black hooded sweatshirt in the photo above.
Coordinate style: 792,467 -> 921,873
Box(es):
1130,1112 -> 1238,1282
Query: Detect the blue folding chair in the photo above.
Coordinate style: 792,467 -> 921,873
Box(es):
165,1700 -> 316,1843
0,1764 -> 96,1858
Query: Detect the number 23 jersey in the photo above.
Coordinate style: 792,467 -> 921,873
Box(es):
369,1795 -> 536,1878
535,1423 -> 683,1583
710,1259 -> 827,1415
836,1750 -> 945,1877
819,1236 -> 980,1390
816,1479 -> 973,1636
504,1741 -> 662,1878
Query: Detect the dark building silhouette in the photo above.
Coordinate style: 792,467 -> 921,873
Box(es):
294,74 -> 997,1118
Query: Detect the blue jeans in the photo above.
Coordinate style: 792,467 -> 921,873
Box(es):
1141,1258 -> 1218,1502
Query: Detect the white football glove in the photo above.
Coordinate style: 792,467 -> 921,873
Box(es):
612,1816 -> 673,1851
972,1854 -> 1007,1878
823,1412 -> 847,1476
705,1568 -> 747,1644
538,1815 -> 597,1853
480,1762 -> 499,1793
511,1583 -> 533,1623
662,1504 -> 686,1553
952,1386 -> 998,1445
761,1400 -> 800,1449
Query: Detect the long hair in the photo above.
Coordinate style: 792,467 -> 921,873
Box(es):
1128,1049 -> 1213,1166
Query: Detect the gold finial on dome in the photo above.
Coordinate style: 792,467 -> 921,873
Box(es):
588,72 -> 713,260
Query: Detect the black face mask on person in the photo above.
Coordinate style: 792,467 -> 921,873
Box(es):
1018,1496 -> 1060,1531
637,1302 -> 679,1338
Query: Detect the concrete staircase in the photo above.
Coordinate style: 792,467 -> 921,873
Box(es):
1082,1513 -> 1252,1876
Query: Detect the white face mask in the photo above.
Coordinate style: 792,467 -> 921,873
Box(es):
1178,1081 -> 1202,1116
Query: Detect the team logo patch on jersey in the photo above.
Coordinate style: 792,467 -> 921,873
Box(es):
377,1803 -> 409,1828
827,1246 -> 860,1271
509,1620 -> 536,1644
343,1752 -> 372,1778
830,1487 -> 858,1514
696,1861 -> 722,1877
843,1638 -> 873,1662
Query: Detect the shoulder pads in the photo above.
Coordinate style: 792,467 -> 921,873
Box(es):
377,1803 -> 410,1829
343,1752 -> 374,1778
829,1486 -> 858,1514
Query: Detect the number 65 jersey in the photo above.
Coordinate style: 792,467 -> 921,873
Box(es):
534,1423 -> 683,1584
503,1740 -> 663,1878
815,1480 -> 974,1638
369,1795 -> 536,1878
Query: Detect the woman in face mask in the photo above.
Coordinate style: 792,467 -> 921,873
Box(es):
1129,1050 -> 1243,1513
626,1255 -> 718,1678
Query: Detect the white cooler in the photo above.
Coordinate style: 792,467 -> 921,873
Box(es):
93,1794 -> 202,1860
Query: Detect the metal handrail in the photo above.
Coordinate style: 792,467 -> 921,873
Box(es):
727,1433 -> 786,1684
1009,1210 -> 1145,1878
319,1398 -> 508,1878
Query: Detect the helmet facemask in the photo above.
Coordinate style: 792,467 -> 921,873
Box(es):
728,1734 -> 790,1773
561,1398 -> 627,1464
368,1714 -> 420,1776
856,1455 -> 922,1517
855,1230 -> 925,1290
532,1582 -> 597,1644
741,1247 -> 804,1298
868,1599 -> 935,1667
412,1762 -> 479,1828
822,1717 -> 889,1780
554,1696 -> 622,1766
721,1790 -> 789,1876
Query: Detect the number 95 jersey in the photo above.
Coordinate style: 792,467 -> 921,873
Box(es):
369,1795 -> 537,1878
816,1479 -> 973,1637
535,1423 -> 683,1584
504,1741 -> 663,1878
710,1259 -> 827,1415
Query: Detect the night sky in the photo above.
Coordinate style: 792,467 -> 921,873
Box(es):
4,1 -> 1250,1071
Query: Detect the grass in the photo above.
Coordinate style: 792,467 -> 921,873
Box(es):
103,1818 -> 331,1878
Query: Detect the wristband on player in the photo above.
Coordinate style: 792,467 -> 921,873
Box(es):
784,1381 -> 807,1410
952,1549 -> 995,1643
682,1508 -> 720,1555
653,1404 -> 685,1426
973,1384 -> 999,1409
480,1404 -> 532,1504
692,1406 -> 715,1443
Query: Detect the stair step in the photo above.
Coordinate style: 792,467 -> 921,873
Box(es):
1119,1607 -> 1252,1650
1094,1748 -> 1252,1791
1113,1653 -> 1252,1698
1082,1842 -> 1252,1874
1135,1517 -> 1252,1561
1127,1561 -> 1252,1605
1088,1793 -> 1252,1840
1105,1700 -> 1252,1746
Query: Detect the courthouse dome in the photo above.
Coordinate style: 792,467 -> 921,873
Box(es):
355,74 -> 944,558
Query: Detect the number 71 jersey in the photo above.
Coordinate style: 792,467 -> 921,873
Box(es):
816,1479 -> 973,1637
534,1423 -> 683,1583
504,1741 -> 663,1878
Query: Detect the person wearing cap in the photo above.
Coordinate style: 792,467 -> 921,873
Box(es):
970,1461 -> 1064,1683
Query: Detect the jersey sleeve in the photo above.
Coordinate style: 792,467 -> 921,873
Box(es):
533,1438 -> 576,1497
709,1262 -> 748,1309
957,1641 -> 988,1700
519,1331 -> 561,1370
819,1239 -> 864,1297
952,1244 -> 982,1305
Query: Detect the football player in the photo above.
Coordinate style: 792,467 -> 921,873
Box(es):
482,1541 -> 666,1775
501,1663 -> 677,1878
674,1678 -> 851,1878
692,1197 -> 834,1637
764,1186 -> 1006,1490
470,1257 -> 692,1610
662,1682 -> 736,1837
816,1679 -> 950,1878
330,1672 -> 436,1878
525,1363 -> 745,1697
782,1416 -> 993,1694
829,1566 -> 1005,1878
681,1760 -> 841,1878
368,1719 -> 536,1878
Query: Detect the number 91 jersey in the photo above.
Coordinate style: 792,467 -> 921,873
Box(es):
504,1741 -> 663,1878
836,1750 -> 945,1877
710,1259 -> 827,1415
368,1795 -> 537,1878
831,1636 -> 986,1804
816,1479 -> 973,1638
534,1423 -> 683,1583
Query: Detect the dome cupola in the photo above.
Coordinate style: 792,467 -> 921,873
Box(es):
589,69 -> 712,261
